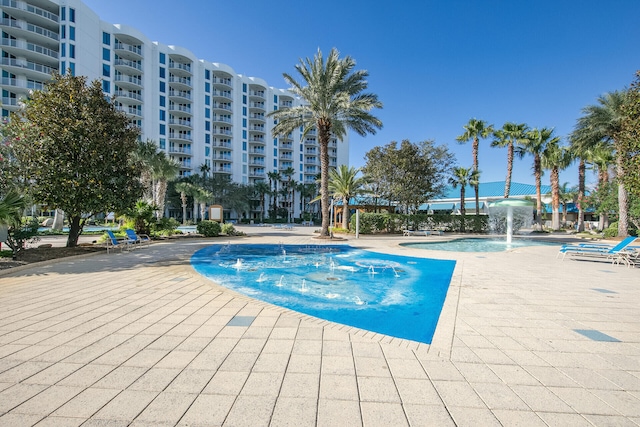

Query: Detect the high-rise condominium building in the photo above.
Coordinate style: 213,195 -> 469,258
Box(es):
0,0 -> 348,220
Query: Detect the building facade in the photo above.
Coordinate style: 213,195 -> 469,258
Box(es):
0,0 -> 348,220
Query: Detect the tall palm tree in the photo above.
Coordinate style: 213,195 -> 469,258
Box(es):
555,182 -> 577,226
254,181 -> 270,222
133,139 -> 159,202
174,181 -> 195,225
571,91 -> 629,236
328,165 -> 368,230
589,144 -> 616,230
448,167 -> 480,233
491,122 -> 528,198
542,141 -> 573,230
456,119 -> 493,223
269,48 -> 383,237
267,171 -> 281,219
281,166 -> 296,222
192,186 -> 212,222
520,127 -> 559,229
151,153 -> 180,219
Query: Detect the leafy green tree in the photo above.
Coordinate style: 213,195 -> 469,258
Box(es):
572,91 -> 629,236
491,122 -> 528,198
267,171 -> 281,219
2,73 -> 143,247
269,48 -> 383,237
520,127 -> 559,229
456,119 -> 493,222
328,165 -> 368,229
620,71 -> 640,230
363,140 -> 455,214
448,166 -> 480,232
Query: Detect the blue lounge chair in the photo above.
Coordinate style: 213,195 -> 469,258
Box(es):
105,230 -> 135,253
558,236 -> 638,266
124,229 -> 151,247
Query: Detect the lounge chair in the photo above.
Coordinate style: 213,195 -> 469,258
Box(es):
105,230 -> 135,253
558,236 -> 638,266
124,229 -> 152,247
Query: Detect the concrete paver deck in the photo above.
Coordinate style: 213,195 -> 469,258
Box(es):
0,227 -> 638,426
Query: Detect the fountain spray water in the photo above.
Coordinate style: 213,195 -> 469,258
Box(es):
276,275 -> 284,287
300,279 -> 308,292
488,199 -> 534,244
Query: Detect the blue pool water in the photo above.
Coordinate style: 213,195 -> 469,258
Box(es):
191,244 -> 456,344
402,238 -> 559,252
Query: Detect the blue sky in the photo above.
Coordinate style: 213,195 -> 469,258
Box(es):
83,0 -> 639,188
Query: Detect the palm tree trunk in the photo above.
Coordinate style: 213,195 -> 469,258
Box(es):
534,155 -> 542,230
473,138 -> 480,220
551,167 -> 560,230
318,121 -> 331,237
504,142 -> 514,198
577,159 -> 585,232
460,187 -> 466,233
342,197 -> 349,229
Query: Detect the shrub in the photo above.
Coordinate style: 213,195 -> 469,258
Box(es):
153,217 -> 180,236
221,223 -> 243,236
197,220 -> 221,237
4,218 -> 40,258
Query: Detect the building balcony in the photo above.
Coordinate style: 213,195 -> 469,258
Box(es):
1,76 -> 44,93
0,0 -> 59,29
168,61 -> 192,77
213,155 -> 232,161
250,160 -> 265,166
249,101 -> 265,110
177,160 -> 192,169
212,102 -> 232,112
168,76 -> 191,90
249,89 -> 265,99
279,142 -> 293,150
0,18 -> 58,47
114,41 -> 143,61
168,118 -> 192,130
169,132 -> 193,142
113,74 -> 142,90
212,114 -> 232,124
250,135 -> 265,144
168,89 -> 191,102
114,90 -> 142,104
1,96 -> 20,109
250,170 -> 266,178
212,76 -> 232,88
214,165 -> 232,174
249,112 -> 265,122
168,104 -> 192,116
0,57 -> 54,79
0,37 -> 58,65
250,148 -> 265,155
114,58 -> 143,73
212,89 -> 231,100
168,146 -> 192,155
250,124 -> 265,133
115,105 -> 142,118
213,127 -> 232,136
213,140 -> 232,149
279,155 -> 293,160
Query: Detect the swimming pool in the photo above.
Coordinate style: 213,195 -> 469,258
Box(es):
191,244 -> 456,344
402,237 -> 559,252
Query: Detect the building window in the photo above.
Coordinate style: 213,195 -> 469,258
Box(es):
242,107 -> 247,116
160,124 -> 166,135
102,48 -> 109,61
242,130 -> 247,139
159,52 -> 165,64
205,108 -> 210,119
159,110 -> 165,121
205,82 -> 210,92
243,141 -> 247,151
274,139 -> 277,146
102,64 -> 110,77
102,32 -> 110,45
69,26 -> 75,41
159,67 -> 165,79
242,118 -> 246,127
61,25 -> 66,39
60,61 -> 65,73
102,80 -> 110,93
205,146 -> 210,156
61,7 -> 66,21
204,95 -> 210,106
242,95 -> 246,104
159,138 -> 166,149
69,62 -> 75,76
274,95 -> 278,103
205,121 -> 210,131
159,81 -> 165,93
69,8 -> 75,22
61,43 -> 65,57
69,44 -> 75,59
159,95 -> 165,107
205,134 -> 210,144
242,83 -> 247,92
274,159 -> 278,167
274,148 -> 277,156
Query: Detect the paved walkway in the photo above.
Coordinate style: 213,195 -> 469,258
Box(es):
0,227 -> 638,426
